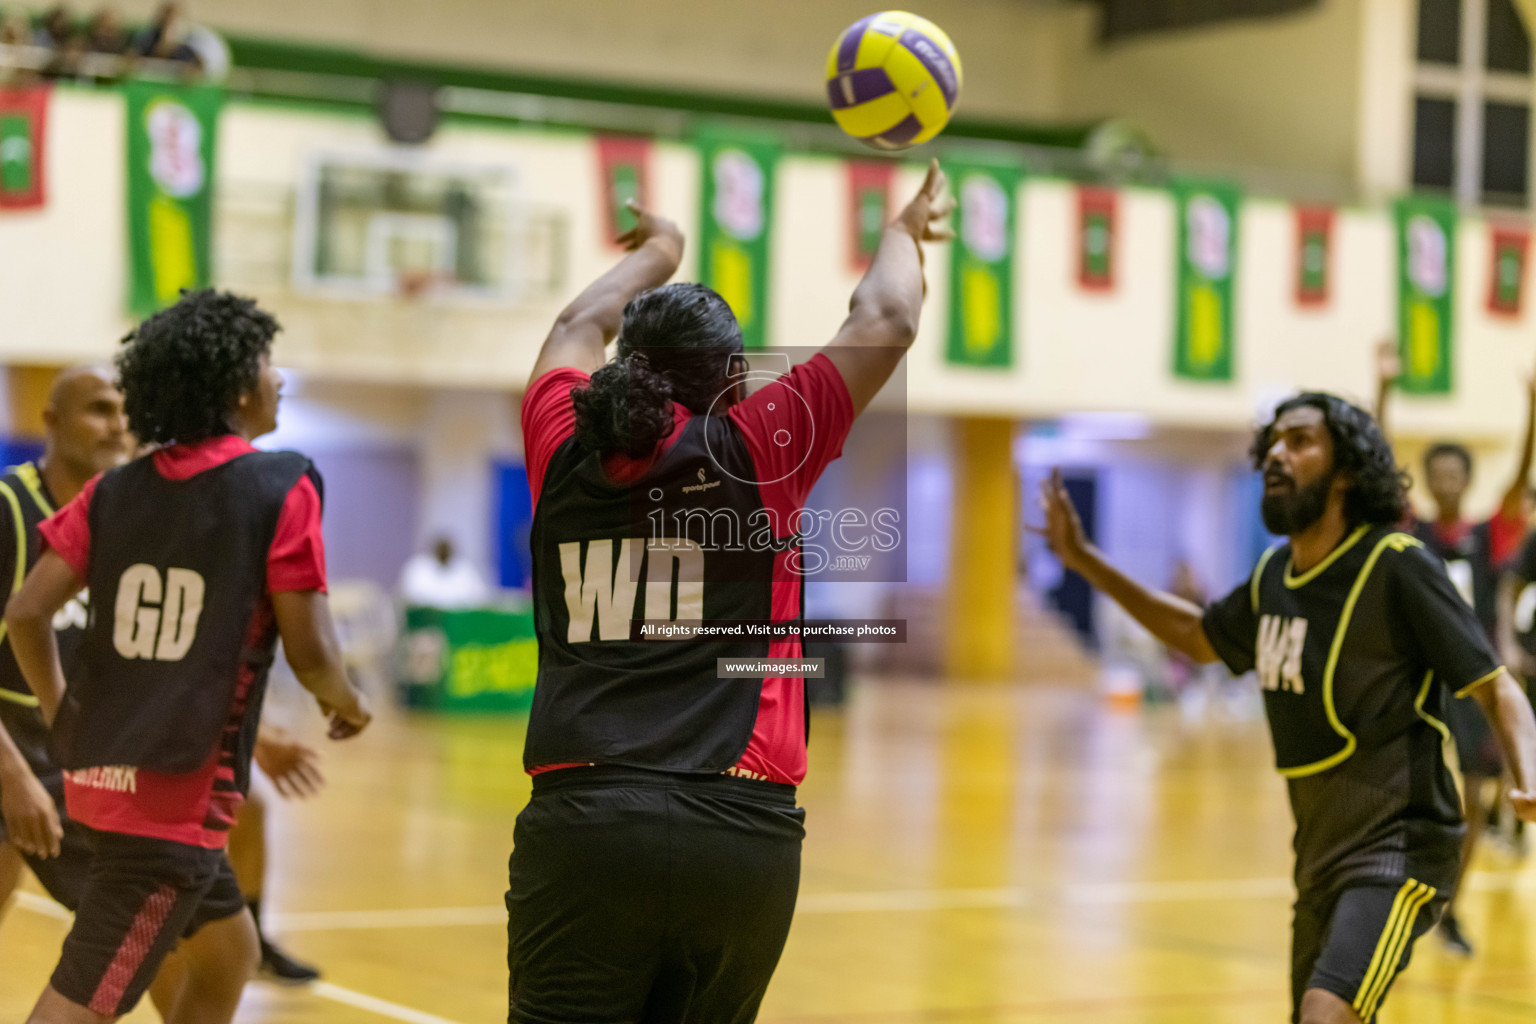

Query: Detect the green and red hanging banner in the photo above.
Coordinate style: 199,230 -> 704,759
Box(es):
1294,205 -> 1333,308
1394,198 -> 1457,395
1172,180 -> 1240,382
697,125 -> 778,350
0,84 -> 49,210
1077,186 -> 1116,292
846,161 -> 894,274
125,82 -> 223,316
1487,223 -> 1529,318
595,135 -> 651,248
946,162 -> 1018,368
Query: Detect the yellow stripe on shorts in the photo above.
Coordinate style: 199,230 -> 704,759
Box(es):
1352,879 -> 1435,1021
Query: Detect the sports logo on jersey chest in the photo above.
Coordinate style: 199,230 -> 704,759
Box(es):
1257,614 -> 1308,694
559,538 -> 703,643
113,565 -> 205,661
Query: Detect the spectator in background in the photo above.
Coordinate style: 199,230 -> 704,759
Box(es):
33,4 -> 83,79
400,536 -> 490,609
0,8 -> 39,85
0,6 -> 30,46
82,7 -> 126,56
130,1 -> 201,72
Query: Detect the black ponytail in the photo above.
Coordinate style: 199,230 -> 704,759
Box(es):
569,282 -> 744,458
571,352 -> 677,459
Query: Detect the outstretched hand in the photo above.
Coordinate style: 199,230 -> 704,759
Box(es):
894,159 -> 955,247
1026,468 -> 1093,574
1376,339 -> 1401,385
616,199 -> 684,256
254,728 -> 325,800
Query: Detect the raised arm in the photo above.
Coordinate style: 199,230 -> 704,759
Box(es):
1031,469 -> 1220,664
1499,372 -> 1536,520
527,202 -> 685,385
271,589 -> 371,740
823,159 -> 953,416
1373,339 -> 1399,440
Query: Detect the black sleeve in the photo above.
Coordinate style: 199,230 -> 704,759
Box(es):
1392,542 -> 1502,696
1202,576 -> 1259,676
0,484 -> 19,604
1516,531 -> 1536,585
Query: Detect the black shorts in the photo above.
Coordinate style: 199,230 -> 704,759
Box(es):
1291,878 -> 1448,1023
507,766 -> 805,1024
0,700 -> 92,909
1445,694 -> 1501,778
50,829 -> 246,1018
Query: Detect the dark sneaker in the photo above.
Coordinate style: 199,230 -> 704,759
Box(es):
259,941 -> 321,985
1438,912 -> 1474,958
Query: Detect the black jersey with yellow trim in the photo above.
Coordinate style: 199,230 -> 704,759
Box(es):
0,462 -> 88,705
1203,524 -> 1501,891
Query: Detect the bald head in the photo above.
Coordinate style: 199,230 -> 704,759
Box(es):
47,364 -> 115,413
43,364 -> 129,490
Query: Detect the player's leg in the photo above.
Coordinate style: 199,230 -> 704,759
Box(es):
226,787 -> 318,984
1303,880 -> 1444,1024
1297,988 -> 1363,1024
40,832 -> 225,1023
163,854 -> 256,1024
146,950 -> 188,1021
648,781 -> 805,1024
506,778 -> 668,1024
1440,770 -> 1491,955
1290,890 -> 1332,1024
0,841 -> 23,920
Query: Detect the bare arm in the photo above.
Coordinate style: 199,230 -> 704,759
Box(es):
4,550 -> 81,725
1373,339 -> 1398,440
1472,671 -> 1536,820
271,589 -> 371,740
1497,573 -> 1528,678
1499,373 -> 1536,520
0,714 -> 61,858
1030,468 -> 1219,663
526,202 -> 685,385
823,159 -> 953,416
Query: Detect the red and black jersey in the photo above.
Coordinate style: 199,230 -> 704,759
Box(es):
520,354 -> 854,785
41,436 -> 326,849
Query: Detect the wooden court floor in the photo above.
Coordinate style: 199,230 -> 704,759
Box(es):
6,680 -> 1536,1023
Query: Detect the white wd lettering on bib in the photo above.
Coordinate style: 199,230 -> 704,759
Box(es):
1257,614 -> 1308,694
113,564 -> 205,661
559,538 -> 704,643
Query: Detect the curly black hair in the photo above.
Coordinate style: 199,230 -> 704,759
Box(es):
571,283 -> 743,458
1249,392 -> 1409,528
115,290 -> 279,445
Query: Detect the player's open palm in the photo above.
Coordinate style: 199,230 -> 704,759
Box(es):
255,729 -> 326,799
1030,468 -> 1091,573
2,770 -> 62,859
616,200 -> 684,254
894,159 -> 954,246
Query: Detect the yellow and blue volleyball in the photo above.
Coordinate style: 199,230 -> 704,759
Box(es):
825,11 -> 963,151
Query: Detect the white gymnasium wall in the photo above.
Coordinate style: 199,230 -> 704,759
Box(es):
106,0 -> 1065,123
2,89 -> 1534,517
1052,0 -> 1367,190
